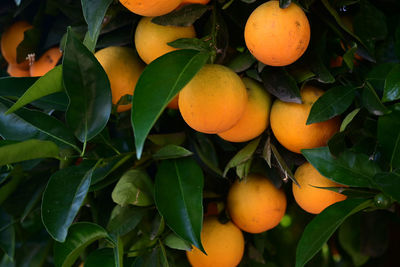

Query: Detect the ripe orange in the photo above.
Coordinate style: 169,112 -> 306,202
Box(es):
227,174 -> 287,233
29,47 -> 62,77
95,46 -> 145,112
1,21 -> 33,70
244,1 -> 310,66
270,86 -> 340,154
186,216 -> 244,267
7,64 -> 30,77
119,0 -> 182,17
178,64 -> 247,134
293,162 -> 347,214
218,77 -> 271,142
134,16 -> 196,64
167,95 -> 179,109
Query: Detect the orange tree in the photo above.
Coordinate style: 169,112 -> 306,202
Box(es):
0,0 -> 400,266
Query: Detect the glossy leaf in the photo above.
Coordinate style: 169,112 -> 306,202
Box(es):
192,133 -> 222,176
42,163 -> 95,242
295,199 -> 372,267
377,106 -> 400,169
152,4 -> 211,27
0,139 -> 59,166
154,158 -> 204,252
340,108 -> 360,132
382,64 -> 400,102
372,172 -> 400,203
131,50 -> 209,159
111,169 -> 154,207
302,147 -> 381,188
167,38 -> 211,52
6,66 -> 63,114
84,248 -> 115,267
152,145 -> 193,160
307,86 -> 356,124
163,232 -> 192,251
366,63 -> 396,93
260,67 -> 301,103
63,27 -> 112,142
54,222 -> 109,267
16,27 -> 40,63
81,0 -> 113,39
227,50 -> 256,73
0,209 -> 14,260
107,205 -> 146,236
362,83 -> 388,116
90,154 -> 134,186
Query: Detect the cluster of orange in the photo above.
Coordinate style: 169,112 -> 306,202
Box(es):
0,21 -> 62,77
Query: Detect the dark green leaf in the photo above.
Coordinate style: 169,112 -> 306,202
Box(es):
153,145 -> 193,160
377,105 -> 400,169
81,0 -> 113,39
84,248 -> 115,267
152,4 -> 210,27
0,77 -> 37,97
366,63 -> 396,94
131,50 -> 209,159
16,27 -> 40,64
227,50 -> 256,73
372,172 -> 400,203
295,199 -> 372,267
148,132 -> 186,146
167,38 -> 211,52
90,154 -> 134,186
307,86 -> 356,124
54,222 -> 109,267
111,169 -> 154,207
279,0 -> 291,9
107,205 -> 146,236
260,67 -> 301,103
0,139 -> 59,166
343,43 -> 358,70
113,236 -> 123,267
0,209 -> 14,260
192,133 -> 222,176
63,27 -> 112,143
6,66 -> 63,114
271,143 -> 298,186
302,147 -> 381,188
154,158 -> 204,252
362,83 -> 388,116
163,233 -> 192,251
382,64 -> 400,102
42,163 -> 95,242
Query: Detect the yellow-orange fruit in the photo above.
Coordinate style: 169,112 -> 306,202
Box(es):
227,174 -> 287,233
119,0 -> 182,16
167,95 -> 179,109
134,16 -> 196,64
218,77 -> 271,142
178,64 -> 247,134
244,1 -> 310,66
181,0 -> 210,4
186,217 -> 244,267
95,46 -> 144,112
293,162 -> 347,214
1,21 -> 33,70
270,86 -> 340,153
29,47 -> 62,77
7,64 -> 30,77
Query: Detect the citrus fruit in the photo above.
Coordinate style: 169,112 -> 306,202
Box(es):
244,0 -> 310,66
186,216 -> 244,267
7,64 -> 30,77
218,77 -> 271,142
29,47 -> 62,77
178,64 -> 248,134
95,46 -> 144,112
167,95 -> 179,109
293,162 -> 347,214
119,0 -> 182,17
227,174 -> 287,233
1,21 -> 33,70
270,85 -> 340,154
134,16 -> 196,64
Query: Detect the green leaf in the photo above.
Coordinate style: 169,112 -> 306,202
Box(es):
54,222 -> 109,267
366,63 -> 396,94
42,163 -> 95,242
113,236 -> 124,267
152,145 -> 193,160
63,27 -> 112,143
0,77 -> 37,97
192,132 -> 222,176
163,232 -> 192,251
107,205 -> 146,236
372,172 -> 400,203
307,85 -> 356,125
111,170 -> 154,207
340,108 -> 360,132
295,199 -> 372,267
81,0 -> 113,39
16,27 -> 40,63
302,147 -> 381,188
90,154 -> 134,186
154,158 -> 204,252
167,38 -> 211,52
131,50 -> 209,159
223,137 -> 260,177
152,4 -> 210,27
0,139 -> 59,166
382,64 -> 400,102
0,209 -> 14,260
271,143 -> 298,186
84,248 -> 115,267
279,0 -> 291,9
342,43 -> 358,70
377,106 -> 400,169
260,67 -> 301,103
362,83 -> 388,116
6,66 -> 63,114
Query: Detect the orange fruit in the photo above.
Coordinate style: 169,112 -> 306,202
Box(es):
119,0 -> 182,17
95,46 -> 145,112
167,95 -> 179,109
244,1 -> 310,66
218,77 -> 271,142
186,217 -> 244,267
330,55 -> 343,68
181,0 -> 210,5
227,174 -> 287,233
7,64 -> 30,77
134,16 -> 196,64
270,86 -> 340,154
1,21 -> 33,70
293,162 -> 347,214
29,47 -> 62,77
178,64 -> 247,134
